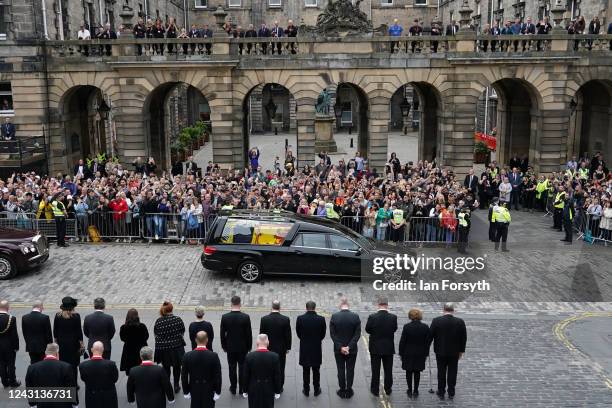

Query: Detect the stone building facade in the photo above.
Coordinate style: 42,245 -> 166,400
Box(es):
437,0 -> 610,30
0,0 -> 185,41
188,1 -> 438,30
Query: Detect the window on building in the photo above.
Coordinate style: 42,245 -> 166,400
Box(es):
381,0 -> 393,6
305,0 -> 317,6
195,0 -> 207,8
228,0 -> 241,7
415,0 -> 427,5
269,0 -> 281,7
0,83 -> 14,114
0,5 -> 7,39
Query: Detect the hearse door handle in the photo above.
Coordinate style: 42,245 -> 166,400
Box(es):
333,252 -> 340,257
294,250 -> 303,255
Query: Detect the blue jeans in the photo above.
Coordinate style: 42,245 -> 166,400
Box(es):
145,216 -> 155,238
426,224 -> 438,241
376,225 -> 388,240
154,215 -> 167,238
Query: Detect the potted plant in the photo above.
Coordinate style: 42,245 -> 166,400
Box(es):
474,141 -> 491,164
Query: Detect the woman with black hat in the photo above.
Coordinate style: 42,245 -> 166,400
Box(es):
53,296 -> 84,382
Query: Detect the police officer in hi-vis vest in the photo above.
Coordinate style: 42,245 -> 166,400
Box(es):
51,193 -> 69,247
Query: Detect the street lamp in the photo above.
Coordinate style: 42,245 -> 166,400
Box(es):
97,98 -> 111,120
399,97 -> 411,135
334,99 -> 342,131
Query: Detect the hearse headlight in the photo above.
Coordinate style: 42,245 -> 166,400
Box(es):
19,243 -> 37,254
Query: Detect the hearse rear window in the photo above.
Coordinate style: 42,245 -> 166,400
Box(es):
220,219 -> 292,245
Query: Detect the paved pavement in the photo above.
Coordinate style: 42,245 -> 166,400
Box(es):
0,308 -> 610,408
195,131 -> 418,172
0,208 -> 610,407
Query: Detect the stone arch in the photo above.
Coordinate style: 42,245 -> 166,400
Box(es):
57,85 -> 112,167
488,78 -> 543,169
241,82 -> 296,171
389,82 -> 443,164
569,79 -> 612,163
142,81 -> 211,172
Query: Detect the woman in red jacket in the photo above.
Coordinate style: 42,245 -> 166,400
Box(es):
109,194 -> 128,241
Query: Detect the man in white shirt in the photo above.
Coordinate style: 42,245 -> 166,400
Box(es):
77,23 -> 91,56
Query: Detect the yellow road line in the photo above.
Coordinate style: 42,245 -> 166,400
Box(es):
553,311 -> 612,389
362,335 -> 393,408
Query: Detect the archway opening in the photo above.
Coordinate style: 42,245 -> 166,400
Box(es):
390,83 -> 441,165
571,80 -> 612,164
144,83 -> 210,173
61,86 -> 110,166
242,83 -> 296,171
490,79 -> 539,169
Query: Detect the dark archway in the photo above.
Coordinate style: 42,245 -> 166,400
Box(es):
570,80 -> 612,162
144,82 -> 210,172
491,79 -> 540,168
390,83 -> 441,164
61,86 -> 109,166
242,83 -> 296,170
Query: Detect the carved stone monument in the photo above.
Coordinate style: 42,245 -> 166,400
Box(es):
315,89 -> 337,153
299,0 -> 386,37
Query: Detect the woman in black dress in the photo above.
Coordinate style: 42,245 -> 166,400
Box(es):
119,308 -> 149,375
53,297 -> 84,383
153,301 -> 185,394
398,308 -> 432,398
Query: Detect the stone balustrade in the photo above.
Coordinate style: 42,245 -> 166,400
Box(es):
18,34 -> 610,61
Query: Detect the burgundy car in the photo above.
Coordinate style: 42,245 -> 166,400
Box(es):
0,227 -> 49,280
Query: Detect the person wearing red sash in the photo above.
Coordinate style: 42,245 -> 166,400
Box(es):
25,343 -> 77,408
127,346 -> 174,408
79,341 -> 119,408
181,331 -> 221,408
243,334 -> 281,408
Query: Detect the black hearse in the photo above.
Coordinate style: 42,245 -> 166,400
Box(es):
201,210 -> 396,283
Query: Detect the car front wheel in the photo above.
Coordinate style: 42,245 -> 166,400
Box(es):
0,255 -> 17,280
238,260 -> 262,283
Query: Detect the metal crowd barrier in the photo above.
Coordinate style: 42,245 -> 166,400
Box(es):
340,215 -> 459,244
0,212 -> 77,239
140,212 -> 218,243
575,212 -> 612,246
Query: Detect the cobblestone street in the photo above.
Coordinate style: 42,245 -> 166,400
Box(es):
0,210 -> 610,407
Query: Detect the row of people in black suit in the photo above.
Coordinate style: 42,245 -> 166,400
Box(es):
1,296 -> 467,404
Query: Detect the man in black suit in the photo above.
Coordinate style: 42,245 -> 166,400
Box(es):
22,300 -> 53,364
0,300 -> 20,388
463,168 -> 479,194
445,20 -> 459,35
1,117 -> 16,140
79,341 -> 119,408
83,297 -> 115,359
74,159 -> 87,179
182,331 -> 222,408
259,300 -> 291,392
25,343 -> 77,408
220,295 -> 252,395
258,23 -> 271,54
430,303 -> 467,400
329,297 -> 361,399
243,334 -> 281,408
296,301 -> 326,397
365,297 -> 398,396
184,155 -> 200,177
127,346 -> 175,408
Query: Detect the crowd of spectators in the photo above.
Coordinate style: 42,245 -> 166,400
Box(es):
1,147 -> 610,245
72,13 -> 612,58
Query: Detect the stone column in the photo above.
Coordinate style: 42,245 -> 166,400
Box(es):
368,93 -> 390,172
48,108 -> 68,174
113,104 -> 147,168
295,97 -> 316,168
538,106 -> 570,173
440,90 -> 479,176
